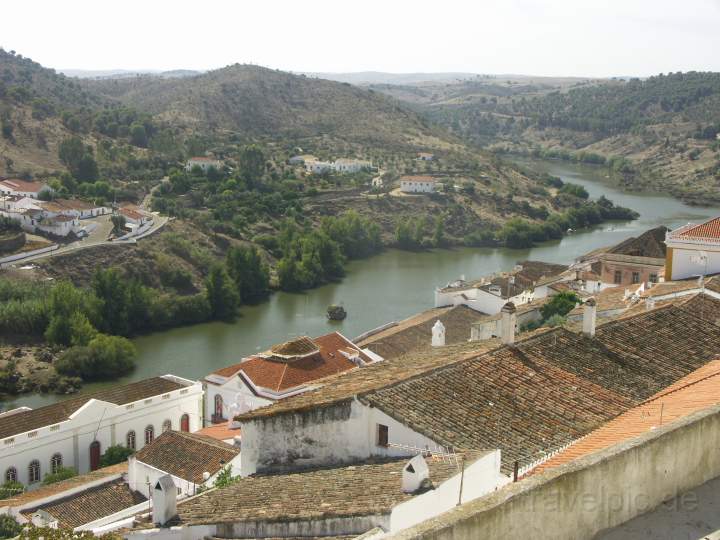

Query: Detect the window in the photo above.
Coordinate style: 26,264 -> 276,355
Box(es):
649,273 -> 658,283
5,467 -> 17,483
632,272 -> 640,284
126,430 -> 136,450
51,453 -> 63,474
28,460 -> 40,483
162,420 -> 172,433
144,425 -> 155,445
214,394 -> 224,421
614,270 -> 622,284
377,424 -> 389,447
180,414 -> 190,433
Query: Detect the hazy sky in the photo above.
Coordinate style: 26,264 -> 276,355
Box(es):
4,0 -> 720,77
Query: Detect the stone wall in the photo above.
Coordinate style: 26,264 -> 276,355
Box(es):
388,404 -> 720,540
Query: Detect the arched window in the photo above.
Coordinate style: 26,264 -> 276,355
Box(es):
51,453 -> 63,474
144,425 -> 155,445
162,420 -> 171,433
5,467 -> 17,483
28,460 -> 40,483
180,414 -> 189,433
126,430 -> 136,450
214,394 -> 224,420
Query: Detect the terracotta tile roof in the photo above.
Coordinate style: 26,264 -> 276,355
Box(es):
134,431 -> 239,483
363,334 -> 634,472
362,305 -> 487,360
54,198 -> 96,211
677,216 -> 720,239
22,480 -> 146,529
165,454 -> 483,526
400,175 -> 436,183
119,207 -> 147,221
0,179 -> 47,193
568,286 -> 629,317
531,360 -> 720,476
210,332 -> 372,393
195,423 -> 240,442
3,463 -> 127,508
188,157 -> 220,162
607,226 -> 669,258
0,377 -> 186,439
640,279 -> 700,298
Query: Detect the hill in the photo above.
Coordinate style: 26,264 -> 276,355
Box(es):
370,72 -> 720,202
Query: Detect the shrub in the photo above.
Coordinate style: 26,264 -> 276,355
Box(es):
0,481 -> 23,500
100,445 -> 134,468
0,514 -> 20,539
42,467 -> 77,485
55,334 -> 136,380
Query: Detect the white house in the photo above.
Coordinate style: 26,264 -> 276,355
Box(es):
128,430 -> 241,498
304,159 -> 333,174
332,158 -> 371,173
203,332 -> 380,424
665,216 -> 720,280
0,196 -> 106,238
0,375 -> 203,488
417,152 -> 435,161
399,175 -> 436,193
0,179 -> 53,199
185,157 -> 223,173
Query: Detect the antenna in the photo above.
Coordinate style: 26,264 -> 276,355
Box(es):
386,442 -> 460,469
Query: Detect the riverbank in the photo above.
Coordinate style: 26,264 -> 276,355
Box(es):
4,157 -> 719,411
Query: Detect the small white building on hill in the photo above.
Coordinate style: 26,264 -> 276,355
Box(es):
0,179 -> 53,199
665,216 -> 720,280
400,175 -> 436,193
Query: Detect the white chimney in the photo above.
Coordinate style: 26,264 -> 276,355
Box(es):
431,320 -> 446,347
501,302 -> 517,345
152,475 -> 177,526
402,455 -> 430,493
645,296 -> 656,311
583,297 -> 597,338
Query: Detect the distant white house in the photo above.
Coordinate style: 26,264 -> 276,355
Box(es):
0,196 -> 107,238
333,158 -> 372,173
305,160 -> 333,174
0,179 -> 53,199
400,175 -> 436,194
118,206 -> 153,231
185,157 -> 223,172
417,152 -> 435,161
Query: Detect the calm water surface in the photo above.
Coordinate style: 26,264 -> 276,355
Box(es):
5,158 -> 718,410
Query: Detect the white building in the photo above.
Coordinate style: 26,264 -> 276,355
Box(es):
185,157 -> 223,173
0,196 -> 107,238
417,152 -> 435,161
665,217 -> 720,280
128,430 -> 241,498
332,158 -> 371,173
304,159 -> 333,174
0,375 -> 202,488
0,179 -> 53,199
203,332 -> 380,424
399,175 -> 436,193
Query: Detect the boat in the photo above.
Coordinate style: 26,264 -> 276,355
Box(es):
327,304 -> 347,321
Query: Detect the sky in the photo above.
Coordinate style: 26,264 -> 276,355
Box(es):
3,0 -> 720,77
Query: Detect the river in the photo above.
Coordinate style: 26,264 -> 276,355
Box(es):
4,158 -> 719,410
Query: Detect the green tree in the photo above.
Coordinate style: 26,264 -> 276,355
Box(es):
129,122 -> 148,147
432,216 -> 446,247
239,144 -> 265,181
540,291 -> 580,321
0,514 -> 20,539
45,281 -> 95,346
92,268 -> 131,335
100,445 -> 134,467
55,334 -> 137,380
68,311 -> 98,346
226,246 -> 270,301
205,264 -> 239,320
76,153 -> 99,182
111,214 -> 126,234
58,136 -> 85,172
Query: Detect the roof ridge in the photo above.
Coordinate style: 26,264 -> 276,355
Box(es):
638,365 -> 720,405
276,362 -> 289,392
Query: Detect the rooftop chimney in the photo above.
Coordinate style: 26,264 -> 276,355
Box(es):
402,455 -> 430,493
152,475 -> 177,527
431,320 -> 446,347
645,296 -> 656,311
583,297 -> 597,338
501,302 -> 517,345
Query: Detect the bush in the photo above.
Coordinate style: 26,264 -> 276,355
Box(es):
0,515 -> 21,539
0,481 -> 23,500
100,445 -> 134,468
55,334 -> 136,380
540,291 -> 580,321
42,467 -> 77,485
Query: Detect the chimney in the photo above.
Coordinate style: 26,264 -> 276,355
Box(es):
431,320 -> 446,347
501,302 -> 517,345
645,296 -> 656,311
583,297 -> 597,338
152,475 -> 178,526
402,455 -> 430,493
